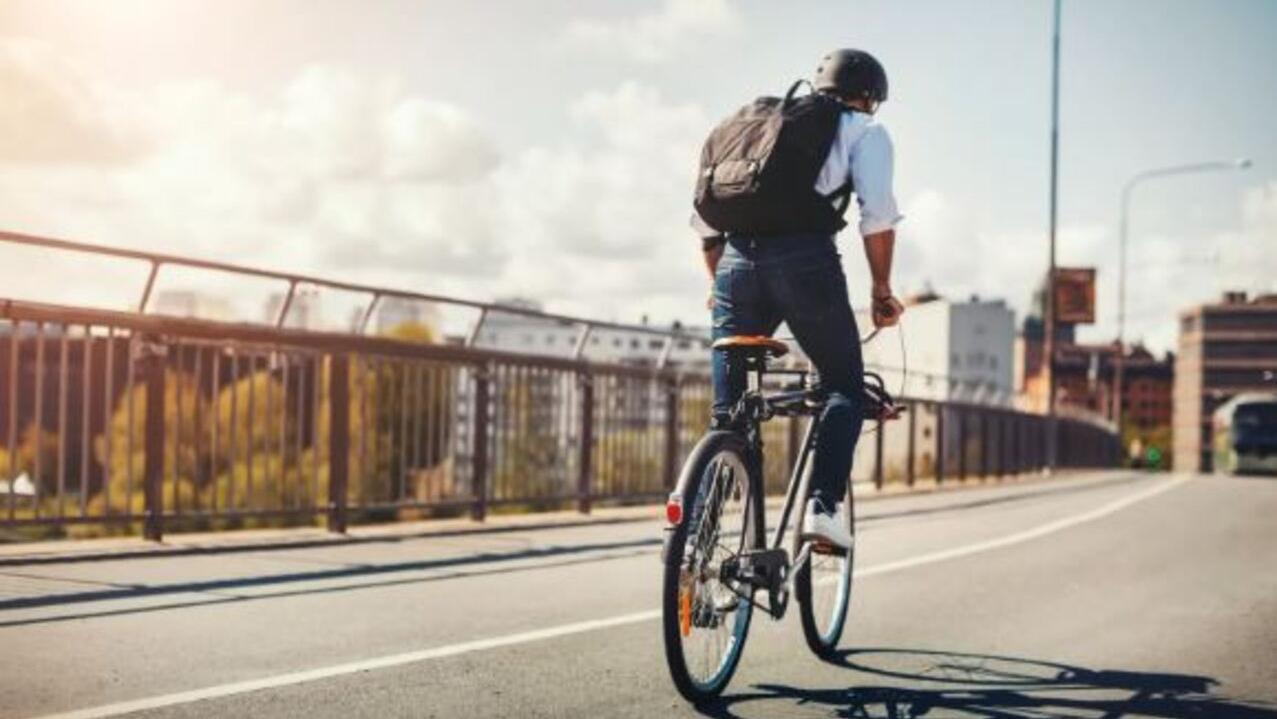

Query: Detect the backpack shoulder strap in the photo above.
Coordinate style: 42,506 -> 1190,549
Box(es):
825,179 -> 855,218
782,79 -> 813,108
822,107 -> 855,217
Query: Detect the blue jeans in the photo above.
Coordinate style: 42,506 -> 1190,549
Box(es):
711,235 -> 865,507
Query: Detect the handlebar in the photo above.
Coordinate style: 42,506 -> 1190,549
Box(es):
763,370 -> 904,422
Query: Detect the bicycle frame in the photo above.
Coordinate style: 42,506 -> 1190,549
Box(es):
665,365 -> 820,574
768,415 -> 819,551
665,353 -> 896,569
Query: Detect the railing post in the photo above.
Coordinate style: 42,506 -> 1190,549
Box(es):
934,402 -> 945,485
662,375 -> 679,492
327,355 -> 349,534
979,410 -> 989,479
957,408 -> 968,481
141,338 -> 166,542
1011,413 -> 1021,476
873,416 -> 885,490
997,412 -> 1007,478
471,362 -> 491,521
577,372 -> 594,513
1031,416 -> 1042,472
905,400 -> 916,487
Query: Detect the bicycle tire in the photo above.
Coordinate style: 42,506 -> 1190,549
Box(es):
661,430 -> 760,703
794,477 -> 855,659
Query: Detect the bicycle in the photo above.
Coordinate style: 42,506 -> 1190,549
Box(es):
660,334 -> 901,703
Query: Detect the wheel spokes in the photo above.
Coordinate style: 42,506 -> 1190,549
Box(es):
679,451 -> 751,688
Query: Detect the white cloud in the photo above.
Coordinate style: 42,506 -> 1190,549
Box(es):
891,188 -> 1082,316
0,41 -> 718,327
0,39 -> 146,164
561,0 -> 740,64
1074,182 -> 1277,354
0,46 -> 508,300
491,82 -> 711,320
1230,181 -> 1277,292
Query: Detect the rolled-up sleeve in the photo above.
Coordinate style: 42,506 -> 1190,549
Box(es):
850,123 -> 903,236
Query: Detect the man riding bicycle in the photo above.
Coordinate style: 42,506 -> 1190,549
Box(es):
692,49 -> 904,550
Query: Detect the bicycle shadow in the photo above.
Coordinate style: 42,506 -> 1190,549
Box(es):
696,647 -> 1277,718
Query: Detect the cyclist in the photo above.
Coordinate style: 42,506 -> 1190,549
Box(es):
693,48 -> 904,549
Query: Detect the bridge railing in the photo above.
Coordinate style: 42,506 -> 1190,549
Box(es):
0,297 -> 1119,541
0,233 -> 1120,541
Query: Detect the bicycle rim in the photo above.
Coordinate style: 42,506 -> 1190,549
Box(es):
663,438 -> 755,700
798,485 -> 854,656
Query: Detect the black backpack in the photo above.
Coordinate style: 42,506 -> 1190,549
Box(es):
693,81 -> 853,236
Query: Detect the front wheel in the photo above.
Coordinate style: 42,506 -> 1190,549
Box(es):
662,431 -> 759,703
795,479 -> 855,658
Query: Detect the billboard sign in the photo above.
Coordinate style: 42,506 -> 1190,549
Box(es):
1054,267 -> 1096,324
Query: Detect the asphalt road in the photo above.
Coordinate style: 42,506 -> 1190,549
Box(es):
3,471 -> 1276,718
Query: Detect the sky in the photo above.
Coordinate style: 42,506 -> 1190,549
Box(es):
1,0 -> 1274,352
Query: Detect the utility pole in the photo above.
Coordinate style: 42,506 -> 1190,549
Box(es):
1044,0 -> 1061,473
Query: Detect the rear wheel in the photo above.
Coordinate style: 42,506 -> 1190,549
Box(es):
662,431 -> 759,703
795,478 -> 854,658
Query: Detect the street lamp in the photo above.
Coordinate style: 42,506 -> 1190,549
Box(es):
1113,157 -> 1251,435
1044,0 -> 1062,473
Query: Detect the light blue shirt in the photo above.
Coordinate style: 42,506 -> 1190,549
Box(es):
815,111 -> 903,236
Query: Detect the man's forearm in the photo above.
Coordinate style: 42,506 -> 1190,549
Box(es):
862,229 -> 895,295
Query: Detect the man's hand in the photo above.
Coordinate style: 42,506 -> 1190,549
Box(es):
871,288 -> 904,328
862,230 -> 899,328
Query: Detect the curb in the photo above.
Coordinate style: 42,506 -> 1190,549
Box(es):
0,469 -> 1119,566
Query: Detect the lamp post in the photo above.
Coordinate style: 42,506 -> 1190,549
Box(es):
1113,158 -> 1251,436
1043,0 -> 1061,473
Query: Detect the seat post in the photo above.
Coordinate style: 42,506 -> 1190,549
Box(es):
746,353 -> 765,392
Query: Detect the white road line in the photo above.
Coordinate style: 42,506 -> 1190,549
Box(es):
853,474 -> 1190,579
30,475 -> 1189,719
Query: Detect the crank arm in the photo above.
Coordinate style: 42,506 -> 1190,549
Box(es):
784,541 -> 814,596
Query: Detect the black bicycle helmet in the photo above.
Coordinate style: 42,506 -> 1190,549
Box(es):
815,49 -> 888,103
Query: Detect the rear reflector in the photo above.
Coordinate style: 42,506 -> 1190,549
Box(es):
666,497 -> 683,525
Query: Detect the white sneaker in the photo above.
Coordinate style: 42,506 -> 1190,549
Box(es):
800,499 -> 853,550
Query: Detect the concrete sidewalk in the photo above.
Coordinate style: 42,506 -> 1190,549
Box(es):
0,469 -> 1094,565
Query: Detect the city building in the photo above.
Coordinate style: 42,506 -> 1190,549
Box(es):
154,290 -> 236,323
263,289 -> 326,331
373,297 -> 442,337
471,298 -> 710,370
1015,279 -> 1173,431
1173,292 -> 1277,472
859,293 -> 1015,404
1046,343 -> 1173,429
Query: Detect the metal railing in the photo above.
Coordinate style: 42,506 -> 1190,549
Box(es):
0,229 -> 707,358
0,232 -> 1119,540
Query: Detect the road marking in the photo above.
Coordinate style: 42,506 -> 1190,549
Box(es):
853,474 -> 1190,579
30,475 -> 1189,719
